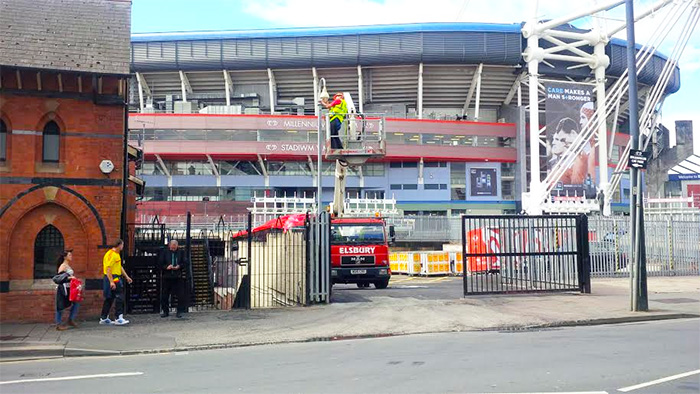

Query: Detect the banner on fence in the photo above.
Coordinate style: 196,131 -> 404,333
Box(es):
465,227 -> 501,272
545,81 -> 597,200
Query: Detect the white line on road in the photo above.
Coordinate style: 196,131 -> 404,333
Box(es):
617,369 -> 700,392
493,392 -> 608,394
0,372 -> 144,385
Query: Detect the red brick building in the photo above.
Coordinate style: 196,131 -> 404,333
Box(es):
0,0 -> 132,322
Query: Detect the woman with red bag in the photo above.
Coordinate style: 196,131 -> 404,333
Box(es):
53,249 -> 80,331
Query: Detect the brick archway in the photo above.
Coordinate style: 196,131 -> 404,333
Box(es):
0,185 -> 108,282
8,203 -> 90,282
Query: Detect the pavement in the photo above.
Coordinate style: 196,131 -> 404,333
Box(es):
1,276 -> 698,362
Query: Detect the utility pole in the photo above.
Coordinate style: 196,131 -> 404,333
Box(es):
625,0 -> 648,312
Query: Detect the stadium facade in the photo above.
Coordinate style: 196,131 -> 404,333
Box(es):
127,23 -> 680,221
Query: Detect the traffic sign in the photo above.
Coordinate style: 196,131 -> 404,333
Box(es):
628,149 -> 649,169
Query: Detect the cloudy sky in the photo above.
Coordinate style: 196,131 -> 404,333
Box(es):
132,0 -> 699,152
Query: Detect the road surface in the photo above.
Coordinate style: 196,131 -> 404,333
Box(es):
1,318 -> 698,393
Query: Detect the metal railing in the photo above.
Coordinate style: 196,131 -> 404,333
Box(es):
588,215 -> 700,277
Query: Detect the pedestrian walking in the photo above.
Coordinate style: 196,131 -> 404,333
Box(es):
53,249 -> 79,331
159,240 -> 188,318
100,239 -> 133,325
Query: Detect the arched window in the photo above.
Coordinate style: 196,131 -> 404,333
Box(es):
0,119 -> 7,162
43,121 -> 60,162
34,225 -> 64,279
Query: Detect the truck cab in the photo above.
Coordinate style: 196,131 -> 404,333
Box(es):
330,217 -> 394,289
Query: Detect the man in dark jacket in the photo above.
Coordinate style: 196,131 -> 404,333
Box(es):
159,240 -> 188,318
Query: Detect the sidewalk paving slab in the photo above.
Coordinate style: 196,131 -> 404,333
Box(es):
1,276 -> 698,362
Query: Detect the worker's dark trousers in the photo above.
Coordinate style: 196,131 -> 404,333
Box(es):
161,277 -> 186,314
330,118 -> 343,149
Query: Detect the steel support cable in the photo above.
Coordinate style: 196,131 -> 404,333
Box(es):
642,6 -> 700,127
607,3 -> 699,194
540,1 -> 690,200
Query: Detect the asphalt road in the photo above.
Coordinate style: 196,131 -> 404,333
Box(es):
1,318 -> 698,393
332,275 -> 464,302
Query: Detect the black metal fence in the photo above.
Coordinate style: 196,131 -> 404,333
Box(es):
126,212 -> 330,313
462,215 -> 591,295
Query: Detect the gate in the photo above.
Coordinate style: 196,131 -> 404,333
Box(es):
462,215 -> 591,295
231,212 -> 331,308
125,222 -> 165,314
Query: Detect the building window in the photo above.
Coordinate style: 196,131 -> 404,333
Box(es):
403,184 -> 418,190
365,190 -> 385,199
424,184 -> 447,190
42,121 -> 60,162
390,184 -> 402,190
390,161 -> 418,169
34,225 -> 64,279
0,119 -> 7,161
424,162 -> 447,168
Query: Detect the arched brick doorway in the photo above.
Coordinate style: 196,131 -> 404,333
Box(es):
9,203 -> 89,284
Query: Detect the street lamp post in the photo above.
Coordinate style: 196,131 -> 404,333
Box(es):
625,0 -> 648,312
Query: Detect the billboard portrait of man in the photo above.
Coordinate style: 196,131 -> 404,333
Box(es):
545,82 -> 595,199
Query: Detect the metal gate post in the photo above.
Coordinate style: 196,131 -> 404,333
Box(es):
246,212 -> 252,309
305,213 -> 311,306
461,215 -> 467,297
186,211 -> 193,311
576,214 -> 591,294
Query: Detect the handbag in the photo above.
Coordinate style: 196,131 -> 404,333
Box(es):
69,278 -> 84,302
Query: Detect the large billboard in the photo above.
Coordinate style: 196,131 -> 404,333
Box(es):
545,82 -> 597,200
470,168 -> 497,196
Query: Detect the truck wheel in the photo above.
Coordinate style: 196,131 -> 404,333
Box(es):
374,279 -> 389,289
356,283 -> 364,288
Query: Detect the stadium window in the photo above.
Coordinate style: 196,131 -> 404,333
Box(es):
362,163 -> 385,176
390,162 -> 402,168
0,119 -> 6,161
403,184 -> 418,190
403,162 -> 418,168
390,184 -> 402,190
450,163 -> 466,186
42,121 -> 60,162
365,190 -> 385,199
502,181 -> 515,200
424,184 -> 439,190
424,161 -> 447,168
451,187 -> 466,200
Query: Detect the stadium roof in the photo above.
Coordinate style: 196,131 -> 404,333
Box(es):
129,22 -> 679,94
131,22 -> 523,41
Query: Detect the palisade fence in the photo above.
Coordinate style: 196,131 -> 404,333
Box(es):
588,215 -> 700,277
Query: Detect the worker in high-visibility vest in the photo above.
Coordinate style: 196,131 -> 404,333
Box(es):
322,92 -> 347,149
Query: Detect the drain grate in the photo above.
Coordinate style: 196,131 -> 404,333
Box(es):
653,298 -> 699,304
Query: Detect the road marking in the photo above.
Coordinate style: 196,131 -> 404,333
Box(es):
492,392 -> 608,394
617,369 -> 700,392
0,372 -> 144,385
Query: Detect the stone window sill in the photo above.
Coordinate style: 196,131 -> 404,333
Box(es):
35,162 -> 65,174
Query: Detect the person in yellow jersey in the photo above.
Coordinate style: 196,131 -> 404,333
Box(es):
100,239 -> 133,325
322,92 -> 347,149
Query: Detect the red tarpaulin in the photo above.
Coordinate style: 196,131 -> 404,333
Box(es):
232,214 -> 307,239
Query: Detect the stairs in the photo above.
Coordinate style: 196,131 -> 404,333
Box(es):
190,242 -> 213,306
